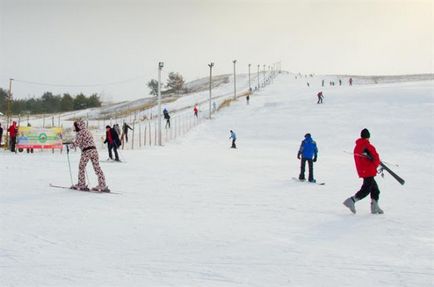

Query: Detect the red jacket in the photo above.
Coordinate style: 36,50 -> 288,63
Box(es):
8,123 -> 17,137
354,138 -> 380,178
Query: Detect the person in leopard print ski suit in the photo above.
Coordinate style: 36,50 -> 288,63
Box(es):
70,120 -> 108,192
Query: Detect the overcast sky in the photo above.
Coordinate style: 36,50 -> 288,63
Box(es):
0,0 -> 432,101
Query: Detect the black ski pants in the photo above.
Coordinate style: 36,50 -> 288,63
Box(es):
299,158 -> 314,181
231,139 -> 236,148
10,136 -> 16,152
355,176 -> 380,201
108,143 -> 119,161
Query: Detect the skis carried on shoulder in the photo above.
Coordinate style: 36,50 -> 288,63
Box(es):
344,151 -> 405,185
291,177 -> 325,185
49,184 -> 120,194
378,162 -> 405,185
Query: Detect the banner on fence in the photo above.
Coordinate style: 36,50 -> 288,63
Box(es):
16,127 -> 63,149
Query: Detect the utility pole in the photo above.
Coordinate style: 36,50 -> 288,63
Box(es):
233,60 -> 237,100
248,64 -> 251,92
5,78 -> 14,149
257,65 -> 260,91
157,62 -> 164,146
208,62 -> 214,119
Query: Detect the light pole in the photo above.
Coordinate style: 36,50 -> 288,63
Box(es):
248,64 -> 251,92
157,62 -> 164,146
5,78 -> 13,149
233,60 -> 237,100
208,62 -> 214,119
257,65 -> 260,90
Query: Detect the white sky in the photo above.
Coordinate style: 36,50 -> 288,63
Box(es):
0,0 -> 433,100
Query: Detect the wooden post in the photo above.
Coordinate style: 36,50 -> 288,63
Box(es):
131,122 -> 135,150
139,123 -> 142,148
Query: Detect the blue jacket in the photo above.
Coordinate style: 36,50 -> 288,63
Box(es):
230,131 -> 237,140
298,135 -> 318,159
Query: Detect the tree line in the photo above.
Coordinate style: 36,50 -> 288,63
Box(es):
0,89 -> 102,115
147,72 -> 185,96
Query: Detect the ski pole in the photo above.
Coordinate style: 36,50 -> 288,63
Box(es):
66,144 -> 73,186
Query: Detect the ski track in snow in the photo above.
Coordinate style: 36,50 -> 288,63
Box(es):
1,75 -> 433,286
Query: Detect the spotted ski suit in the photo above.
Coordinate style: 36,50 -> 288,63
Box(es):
71,121 -> 106,189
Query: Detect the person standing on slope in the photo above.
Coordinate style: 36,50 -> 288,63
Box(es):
0,123 -> 3,147
104,125 -> 121,162
297,133 -> 318,183
122,122 -> 133,144
229,130 -> 237,149
194,104 -> 199,118
68,120 -> 109,192
8,121 -> 18,152
343,128 -> 384,214
163,108 -> 171,128
317,91 -> 324,104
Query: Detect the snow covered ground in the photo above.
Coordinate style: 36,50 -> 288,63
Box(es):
1,74 -> 433,286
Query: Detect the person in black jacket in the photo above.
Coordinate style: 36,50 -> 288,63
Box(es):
104,125 -> 121,161
163,108 -> 170,128
0,123 -> 3,147
122,122 -> 133,143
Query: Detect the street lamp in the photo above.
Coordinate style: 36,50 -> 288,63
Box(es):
233,60 -> 237,100
5,78 -> 13,150
157,62 -> 164,146
248,64 -> 251,92
208,62 -> 214,119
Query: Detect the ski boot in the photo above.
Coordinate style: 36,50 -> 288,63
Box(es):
91,186 -> 111,193
308,179 -> 316,183
343,197 -> 357,214
71,184 -> 90,191
371,200 -> 384,214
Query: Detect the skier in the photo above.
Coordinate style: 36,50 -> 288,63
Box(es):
349,78 -> 353,86
317,91 -> 324,104
113,124 -> 121,138
307,82 -> 310,87
229,130 -> 237,149
343,128 -> 384,214
68,120 -> 109,192
163,108 -> 170,128
339,79 -> 342,86
246,94 -> 250,105
122,122 -> 133,143
297,133 -> 318,183
0,123 -> 3,147
8,121 -> 18,152
104,125 -> 121,161
321,79 -> 324,87
212,102 -> 217,113
194,104 -> 198,118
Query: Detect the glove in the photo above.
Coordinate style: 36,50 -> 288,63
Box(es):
297,153 -> 301,160
313,156 -> 317,162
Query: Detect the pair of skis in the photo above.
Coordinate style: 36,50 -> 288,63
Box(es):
49,184 -> 120,194
348,151 -> 405,185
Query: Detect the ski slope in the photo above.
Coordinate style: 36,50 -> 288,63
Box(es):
1,74 -> 433,286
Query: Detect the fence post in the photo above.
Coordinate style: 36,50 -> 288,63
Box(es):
131,122 -> 135,150
139,123 -> 142,148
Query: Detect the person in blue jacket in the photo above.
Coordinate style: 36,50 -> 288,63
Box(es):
229,130 -> 237,149
297,133 -> 318,182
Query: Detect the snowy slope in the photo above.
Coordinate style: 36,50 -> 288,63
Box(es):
1,74 -> 433,286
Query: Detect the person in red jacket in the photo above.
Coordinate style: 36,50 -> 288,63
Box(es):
8,121 -> 18,152
343,128 -> 384,214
